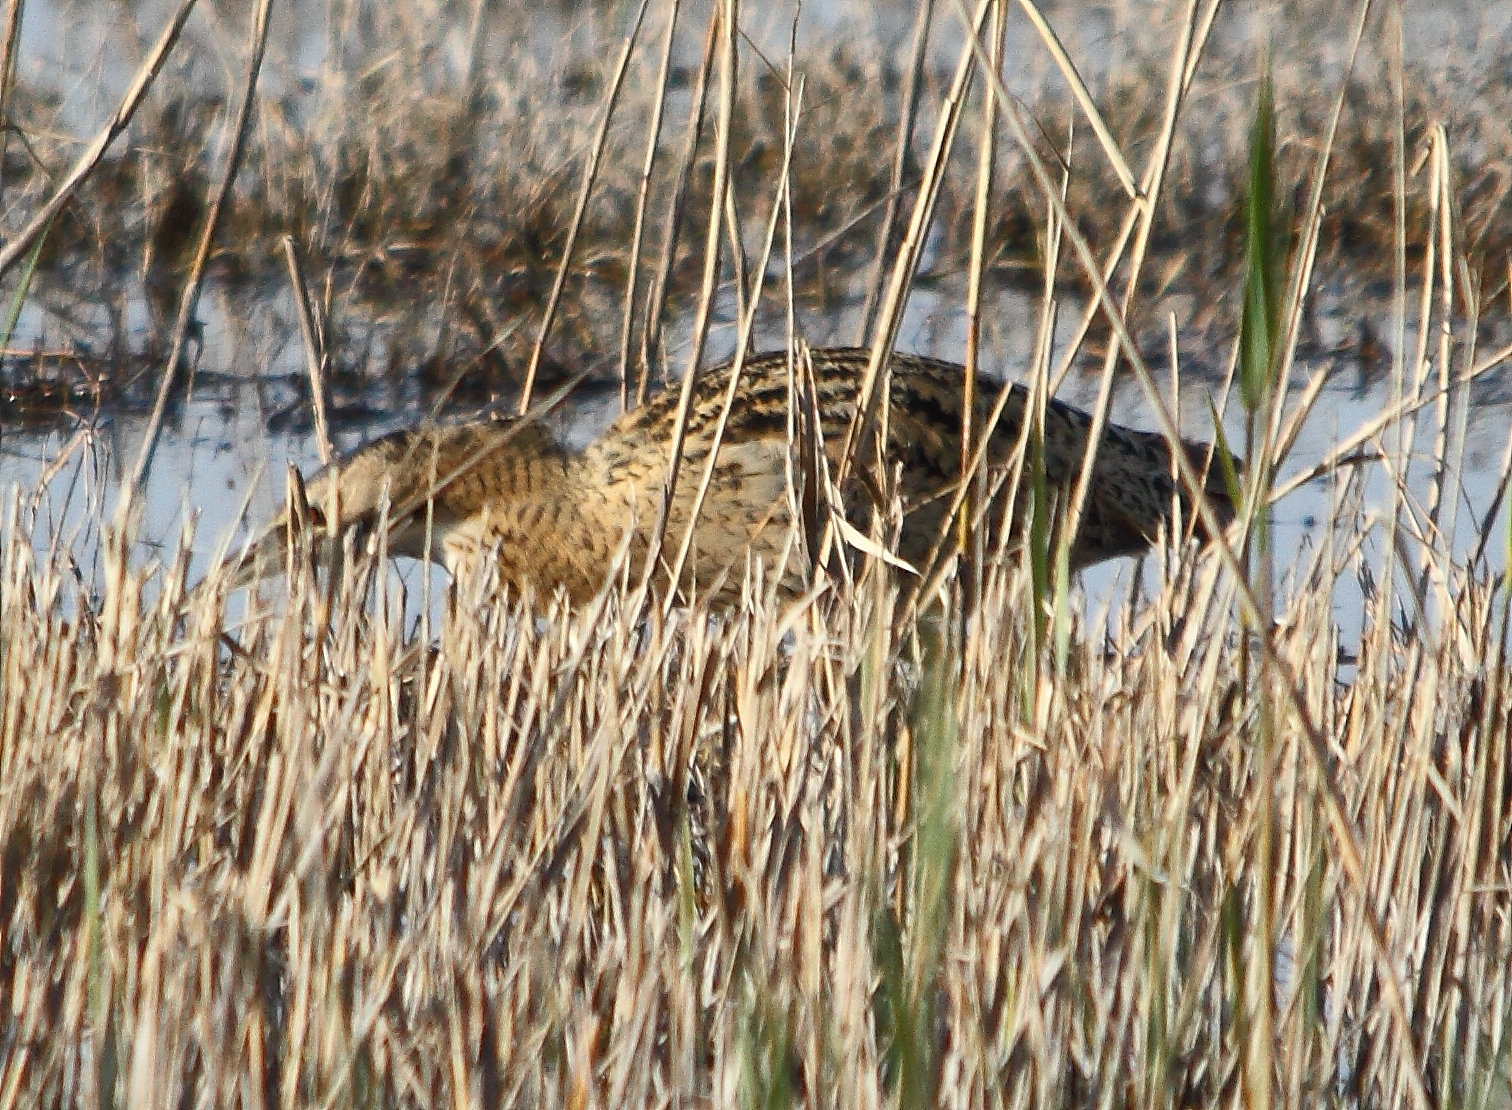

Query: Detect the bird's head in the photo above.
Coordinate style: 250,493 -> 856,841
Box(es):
217,422 -> 528,590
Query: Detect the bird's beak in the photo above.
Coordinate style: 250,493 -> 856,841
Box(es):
214,465 -> 342,592
211,462 -> 420,594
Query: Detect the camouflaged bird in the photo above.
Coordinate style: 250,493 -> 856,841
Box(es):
226,347 -> 1237,602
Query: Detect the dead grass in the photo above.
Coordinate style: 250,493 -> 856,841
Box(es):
2,458 -> 1510,1107
3,0 -> 1512,1106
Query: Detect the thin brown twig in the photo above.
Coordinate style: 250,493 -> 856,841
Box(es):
283,235 -> 333,466
0,0 -> 200,279
121,0 -> 274,507
520,0 -> 653,412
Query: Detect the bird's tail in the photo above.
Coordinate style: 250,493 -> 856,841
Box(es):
1178,437 -> 1243,546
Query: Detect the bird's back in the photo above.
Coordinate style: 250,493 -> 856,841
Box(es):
580,347 -> 1234,580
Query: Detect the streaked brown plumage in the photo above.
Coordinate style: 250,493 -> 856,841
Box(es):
227,347 -> 1238,602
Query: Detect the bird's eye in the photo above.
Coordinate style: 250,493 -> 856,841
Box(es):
305,505 -> 327,529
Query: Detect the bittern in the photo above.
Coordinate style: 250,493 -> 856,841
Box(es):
225,347 -> 1238,602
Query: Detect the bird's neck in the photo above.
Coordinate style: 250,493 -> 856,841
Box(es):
435,442 -> 620,603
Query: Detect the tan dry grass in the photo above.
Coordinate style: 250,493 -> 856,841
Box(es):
1,477 -> 1510,1106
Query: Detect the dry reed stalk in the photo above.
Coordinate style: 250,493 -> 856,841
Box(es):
951,4 -> 1434,1102
958,0 -> 1004,588
638,0 -> 738,603
857,0 -> 933,343
283,234 -> 333,466
1016,0 -> 1137,199
617,0 -> 681,410
519,0 -> 652,412
0,0 -> 199,278
1268,354 -> 1501,506
1419,126 -> 1473,610
1372,0 -> 1411,724
1259,0 -> 1375,480
1038,0 -> 1217,404
638,6 -> 719,402
660,62 -> 805,617
124,0 -> 274,501
836,0 -> 991,502
0,0 -> 24,202
1055,0 -> 1204,572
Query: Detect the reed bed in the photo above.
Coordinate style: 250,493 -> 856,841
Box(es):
3,0 -> 1512,1106
1,455 -> 1510,1109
